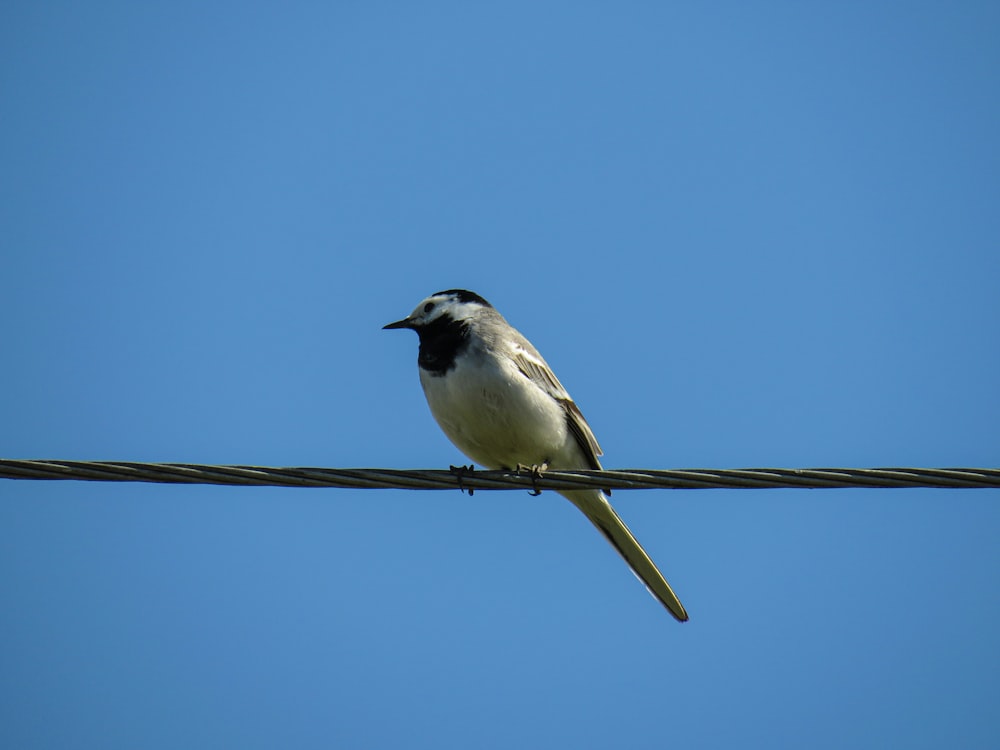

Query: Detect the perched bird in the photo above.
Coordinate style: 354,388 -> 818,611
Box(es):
384,289 -> 688,621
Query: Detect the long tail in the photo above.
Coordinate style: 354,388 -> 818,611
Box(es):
559,489 -> 688,622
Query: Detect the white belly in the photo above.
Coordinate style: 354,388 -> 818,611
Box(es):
419,354 -> 578,470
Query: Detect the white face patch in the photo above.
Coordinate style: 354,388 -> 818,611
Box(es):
408,294 -> 482,327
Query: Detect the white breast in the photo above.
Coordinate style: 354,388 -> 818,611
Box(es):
419,351 -> 577,470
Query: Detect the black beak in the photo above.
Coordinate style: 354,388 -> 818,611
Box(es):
383,317 -> 414,330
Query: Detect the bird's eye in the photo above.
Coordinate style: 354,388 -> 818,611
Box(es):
423,302 -> 435,313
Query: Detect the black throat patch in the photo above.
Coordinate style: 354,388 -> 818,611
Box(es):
416,315 -> 470,376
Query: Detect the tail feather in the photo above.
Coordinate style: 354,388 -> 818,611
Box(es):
560,490 -> 689,622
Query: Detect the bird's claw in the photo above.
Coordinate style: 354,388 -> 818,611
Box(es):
516,462 -> 549,496
450,464 -> 476,496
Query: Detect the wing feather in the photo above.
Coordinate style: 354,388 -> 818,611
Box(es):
511,345 -> 603,470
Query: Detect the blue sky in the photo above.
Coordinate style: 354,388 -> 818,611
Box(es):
2,2 -> 999,748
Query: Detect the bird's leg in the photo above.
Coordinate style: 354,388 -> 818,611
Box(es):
449,464 -> 476,496
515,462 -> 549,496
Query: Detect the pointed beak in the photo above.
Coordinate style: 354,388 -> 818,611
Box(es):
382,317 -> 414,330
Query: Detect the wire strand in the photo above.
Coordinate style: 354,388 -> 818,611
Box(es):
1,460 -> 998,491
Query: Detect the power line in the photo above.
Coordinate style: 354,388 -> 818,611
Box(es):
1,460 -> 998,491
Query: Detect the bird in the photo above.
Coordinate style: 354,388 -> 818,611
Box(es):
383,289 -> 688,621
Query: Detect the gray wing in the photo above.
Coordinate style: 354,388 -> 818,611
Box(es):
510,344 -> 604,470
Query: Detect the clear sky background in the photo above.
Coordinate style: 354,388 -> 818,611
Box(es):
2,3 -> 999,748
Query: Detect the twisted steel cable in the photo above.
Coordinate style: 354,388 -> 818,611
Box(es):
1,459 -> 998,491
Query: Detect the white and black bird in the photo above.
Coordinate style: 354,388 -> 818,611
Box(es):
384,289 -> 688,621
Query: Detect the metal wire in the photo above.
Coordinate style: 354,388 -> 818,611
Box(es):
1,459 -> 998,491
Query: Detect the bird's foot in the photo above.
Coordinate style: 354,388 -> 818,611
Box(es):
515,462 -> 549,496
449,464 -> 476,496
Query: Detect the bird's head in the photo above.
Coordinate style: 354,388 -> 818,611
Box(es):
383,289 -> 493,332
